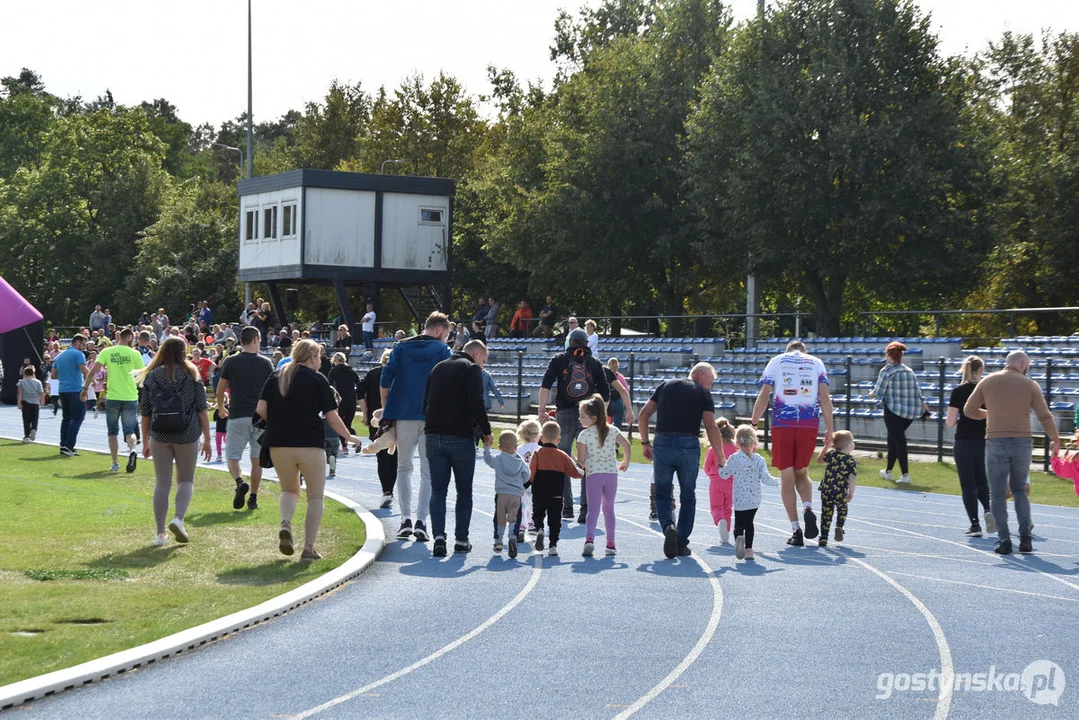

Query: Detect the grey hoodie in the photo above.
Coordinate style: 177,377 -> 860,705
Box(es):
484,447 -> 531,495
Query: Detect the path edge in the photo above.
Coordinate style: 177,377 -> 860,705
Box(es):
0,465 -> 386,710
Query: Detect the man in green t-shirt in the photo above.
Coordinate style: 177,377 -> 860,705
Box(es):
82,327 -> 144,473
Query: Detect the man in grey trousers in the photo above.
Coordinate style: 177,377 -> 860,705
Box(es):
964,351 -> 1060,555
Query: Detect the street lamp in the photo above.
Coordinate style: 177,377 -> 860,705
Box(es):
381,159 -> 407,174
211,142 -> 244,179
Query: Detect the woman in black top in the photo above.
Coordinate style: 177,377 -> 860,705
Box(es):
257,339 -> 361,560
946,355 -> 992,537
254,302 -> 273,348
334,325 -> 353,352
138,336 -> 211,547
328,351 -> 360,435
358,349 -> 397,507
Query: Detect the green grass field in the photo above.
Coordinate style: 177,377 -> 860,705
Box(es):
490,421 -> 1079,508
0,441 -> 366,687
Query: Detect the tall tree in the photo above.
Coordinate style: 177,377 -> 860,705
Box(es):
687,0 -> 992,334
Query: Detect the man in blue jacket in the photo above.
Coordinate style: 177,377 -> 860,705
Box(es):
380,311 -> 452,542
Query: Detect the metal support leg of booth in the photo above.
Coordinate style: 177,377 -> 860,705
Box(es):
333,280 -> 357,334
267,282 -> 288,331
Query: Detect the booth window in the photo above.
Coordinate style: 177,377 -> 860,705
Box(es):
244,209 -> 258,241
263,206 -> 278,239
282,203 -> 297,237
420,208 -> 443,224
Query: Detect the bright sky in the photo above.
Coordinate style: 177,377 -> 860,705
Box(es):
3,1 -> 1078,128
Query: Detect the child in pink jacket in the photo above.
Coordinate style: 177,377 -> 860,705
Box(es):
704,417 -> 739,543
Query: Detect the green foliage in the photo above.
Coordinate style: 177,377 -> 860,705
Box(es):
688,0 -> 993,335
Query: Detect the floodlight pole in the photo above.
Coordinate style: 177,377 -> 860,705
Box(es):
746,0 -> 765,349
246,0 -> 253,180
211,143 -> 243,179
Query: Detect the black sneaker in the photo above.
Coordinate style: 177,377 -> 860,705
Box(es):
663,523 -> 678,559
1018,536 -> 1033,554
508,536 -> 518,559
516,530 -> 525,544
126,451 -> 138,473
562,508 -> 574,519
576,511 -> 587,524
964,524 -> 983,538
787,529 -> 805,546
803,508 -> 819,540
396,519 -> 413,540
432,537 -> 447,557
453,540 -> 472,553
677,545 -> 692,557
994,538 -> 1013,555
233,480 -> 249,509
247,494 -> 259,510
60,447 -> 75,457
413,521 -> 429,542
649,510 -> 659,521
535,529 -> 545,551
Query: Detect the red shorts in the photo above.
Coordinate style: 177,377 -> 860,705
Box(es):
771,427 -> 818,470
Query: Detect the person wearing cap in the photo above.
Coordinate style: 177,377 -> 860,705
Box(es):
537,328 -> 610,522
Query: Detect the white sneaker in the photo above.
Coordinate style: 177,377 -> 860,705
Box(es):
153,534 -> 167,547
718,519 -> 730,544
168,517 -> 189,543
605,545 -> 617,556
879,469 -> 893,481
897,474 -> 912,484
582,542 -> 594,557
984,511 -> 996,534
735,535 -> 746,560
379,493 -> 393,509
548,546 -> 559,557
29,429 -> 36,441
22,436 -> 31,443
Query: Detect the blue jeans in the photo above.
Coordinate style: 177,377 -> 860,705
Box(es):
59,392 -> 86,450
362,330 -> 375,350
427,434 -> 477,543
556,407 -> 583,513
653,435 -> 702,548
986,437 -> 1033,542
105,400 -> 138,437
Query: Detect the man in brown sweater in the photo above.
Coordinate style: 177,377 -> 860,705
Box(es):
964,351 -> 1060,555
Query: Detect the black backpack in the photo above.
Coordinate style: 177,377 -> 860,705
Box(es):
151,375 -> 192,433
562,349 -> 594,400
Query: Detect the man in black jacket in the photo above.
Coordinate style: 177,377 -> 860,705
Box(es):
424,339 -> 493,556
537,328 -> 610,522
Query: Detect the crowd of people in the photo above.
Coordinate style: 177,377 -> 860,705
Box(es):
14,300 -> 1071,563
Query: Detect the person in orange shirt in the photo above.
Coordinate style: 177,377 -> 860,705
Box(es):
509,300 -> 533,338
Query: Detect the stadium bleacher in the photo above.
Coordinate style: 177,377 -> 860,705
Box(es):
343,333 -> 1077,444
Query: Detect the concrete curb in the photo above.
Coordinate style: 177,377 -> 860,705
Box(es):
0,440 -> 386,711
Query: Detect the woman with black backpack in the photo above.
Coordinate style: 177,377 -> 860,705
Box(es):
138,336 -> 211,547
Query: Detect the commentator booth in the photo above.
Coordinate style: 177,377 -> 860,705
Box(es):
236,169 -> 454,331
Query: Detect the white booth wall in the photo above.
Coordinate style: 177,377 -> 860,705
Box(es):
303,188 -> 376,267
239,187 -> 302,271
381,192 -> 449,271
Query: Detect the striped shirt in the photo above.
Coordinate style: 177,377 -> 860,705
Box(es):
872,363 -> 923,420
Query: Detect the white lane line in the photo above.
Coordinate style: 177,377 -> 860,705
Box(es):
884,571 -> 1079,603
844,517 -> 1079,593
288,563 -> 543,719
613,517 -> 724,720
752,520 -> 954,720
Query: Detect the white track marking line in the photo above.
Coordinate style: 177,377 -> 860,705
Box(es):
613,517 -> 724,720
288,563 -> 543,719
884,571 -> 1079,603
752,520 -> 954,720
844,517 -> 1079,592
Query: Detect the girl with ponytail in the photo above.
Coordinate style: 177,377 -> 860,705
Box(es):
576,393 -> 631,557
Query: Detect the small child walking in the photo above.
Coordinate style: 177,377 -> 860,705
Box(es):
719,424 -> 781,560
17,366 -> 45,442
213,394 -> 229,463
529,421 -> 582,557
484,431 -> 532,558
576,394 -> 630,557
704,417 -> 739,543
516,419 -> 542,532
817,430 -> 858,547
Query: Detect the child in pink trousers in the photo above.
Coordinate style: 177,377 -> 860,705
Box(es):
704,417 -> 739,543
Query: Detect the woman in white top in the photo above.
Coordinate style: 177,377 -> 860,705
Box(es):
584,319 -> 600,358
576,394 -> 630,557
